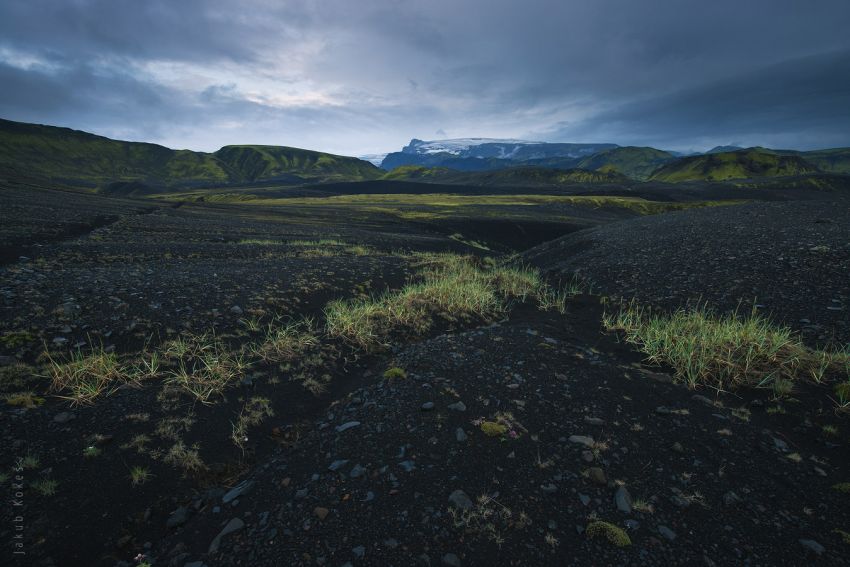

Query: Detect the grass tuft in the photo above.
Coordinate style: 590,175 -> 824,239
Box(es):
46,344 -> 123,405
604,302 -> 848,393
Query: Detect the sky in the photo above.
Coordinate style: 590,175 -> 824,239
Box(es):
1,0 -> 849,157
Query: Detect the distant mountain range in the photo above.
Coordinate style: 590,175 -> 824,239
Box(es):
379,137 -> 850,182
1,119 -> 849,194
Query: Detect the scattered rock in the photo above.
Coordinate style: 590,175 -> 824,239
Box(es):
165,506 -> 189,529
587,467 -> 607,485
313,507 -> 330,521
614,486 -> 633,513
335,421 -> 361,433
447,401 -> 467,412
658,525 -> 677,541
421,402 -> 435,411
208,518 -> 244,554
448,489 -> 474,510
568,435 -> 595,448
799,539 -> 825,555
222,480 -> 254,504
442,553 -> 461,567
53,412 -> 76,424
455,428 -> 468,442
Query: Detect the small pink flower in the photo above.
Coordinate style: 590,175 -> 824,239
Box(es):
508,430 -> 519,439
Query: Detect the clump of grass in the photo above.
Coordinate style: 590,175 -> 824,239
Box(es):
231,397 -> 274,450
19,453 -> 39,469
5,391 -> 45,408
45,344 -> 124,405
604,302 -> 847,392
832,482 -> 850,494
383,367 -> 407,379
449,495 -> 530,547
325,255 -> 543,348
253,319 -> 318,363
164,441 -> 205,473
238,238 -> 282,245
83,446 -> 102,458
290,239 -> 346,247
129,466 -> 151,486
586,521 -> 631,547
32,478 -> 58,496
163,333 -> 247,403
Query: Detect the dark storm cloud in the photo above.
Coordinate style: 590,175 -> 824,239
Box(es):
1,0 -> 849,154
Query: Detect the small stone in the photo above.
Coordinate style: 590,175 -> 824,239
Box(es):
615,486 -> 633,513
421,402 -> 435,411
222,480 -> 253,504
722,491 -> 742,506
672,442 -> 684,453
313,507 -> 330,521
335,421 -> 361,433
442,553 -> 461,567
448,489 -> 474,510
579,494 -> 591,506
328,459 -> 350,472
53,412 -> 76,424
799,539 -> 825,555
455,428 -> 468,442
541,483 -> 558,494
166,506 -> 189,528
229,305 -> 243,314
658,525 -> 677,541
584,417 -> 605,426
295,488 -> 308,499
208,518 -> 244,553
352,545 -> 366,558
447,401 -> 466,412
350,464 -> 366,479
383,538 -> 399,549
587,467 -> 607,485
568,435 -> 595,448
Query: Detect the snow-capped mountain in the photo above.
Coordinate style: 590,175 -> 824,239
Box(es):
382,138 -> 619,170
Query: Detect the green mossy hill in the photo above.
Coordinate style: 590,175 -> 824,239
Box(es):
0,118 -> 229,190
382,165 -> 630,186
576,146 -> 676,181
650,148 -> 821,182
0,118 -> 381,192
213,145 -> 382,184
794,148 -> 850,175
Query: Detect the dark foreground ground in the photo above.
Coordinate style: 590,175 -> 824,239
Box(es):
1,179 -> 849,566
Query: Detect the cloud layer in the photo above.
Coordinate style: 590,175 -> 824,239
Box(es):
1,0 -> 849,155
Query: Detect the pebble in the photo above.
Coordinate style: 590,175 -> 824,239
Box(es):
222,480 -> 253,504
421,402 -> 435,411
455,428 -> 468,442
658,525 -> 677,541
799,539 -> 825,555
448,489 -> 474,510
208,518 -> 244,553
540,483 -> 558,494
568,435 -> 595,447
615,486 -> 633,513
587,467 -> 607,485
335,421 -> 361,433
328,459 -> 350,472
313,507 -> 330,520
352,545 -> 365,558
53,412 -> 76,424
583,417 -> 605,426
447,401 -> 467,411
442,553 -> 461,567
165,506 -> 189,528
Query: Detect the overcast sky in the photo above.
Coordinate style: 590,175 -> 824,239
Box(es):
1,0 -> 849,156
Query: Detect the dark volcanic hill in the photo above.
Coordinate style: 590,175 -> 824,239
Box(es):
0,118 -> 381,192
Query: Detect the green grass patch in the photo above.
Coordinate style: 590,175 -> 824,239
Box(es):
604,302 -> 848,393
46,344 -> 124,405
